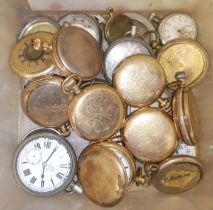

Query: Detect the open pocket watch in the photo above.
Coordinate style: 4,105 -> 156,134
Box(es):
10,32 -> 54,79
144,156 -> 203,194
78,142 -> 135,207
58,13 -> 102,45
104,8 -> 133,43
17,16 -> 60,41
124,12 -> 157,43
113,54 -> 166,108
21,75 -> 74,136
31,23 -> 102,80
104,26 -> 155,83
149,12 -> 198,44
14,129 -> 82,196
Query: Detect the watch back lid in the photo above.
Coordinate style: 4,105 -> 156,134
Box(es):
78,144 -> 127,207
152,156 -> 203,193
113,54 -> 166,107
22,75 -> 73,128
124,108 -> 178,163
96,142 -> 136,187
173,87 -> 197,145
69,84 -> 125,142
58,13 -> 101,43
54,26 -> 102,81
157,39 -> 209,87
10,32 -> 54,79
183,89 -> 199,145
105,14 -> 133,43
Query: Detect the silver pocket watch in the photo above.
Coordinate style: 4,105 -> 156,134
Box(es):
104,34 -> 155,83
149,12 -> 198,44
14,129 -> 81,196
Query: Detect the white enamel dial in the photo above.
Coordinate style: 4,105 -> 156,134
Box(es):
158,13 -> 198,44
173,142 -> 197,157
15,135 -> 76,195
111,149 -> 132,183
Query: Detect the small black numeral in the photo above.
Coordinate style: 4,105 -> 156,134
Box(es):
56,172 -> 64,180
60,163 -> 70,169
34,143 -> 41,149
30,176 -> 37,184
23,169 -> 31,176
41,180 -> 44,187
44,141 -> 51,149
51,179 -> 55,186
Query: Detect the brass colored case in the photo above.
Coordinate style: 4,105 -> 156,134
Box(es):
152,156 -> 203,194
10,32 -> 54,79
113,54 -> 166,108
157,39 -> 209,87
68,84 -> 125,142
123,108 -> 178,163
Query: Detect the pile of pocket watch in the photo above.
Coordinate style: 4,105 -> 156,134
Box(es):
10,8 -> 208,207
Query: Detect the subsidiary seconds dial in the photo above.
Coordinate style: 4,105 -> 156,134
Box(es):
14,130 -> 77,196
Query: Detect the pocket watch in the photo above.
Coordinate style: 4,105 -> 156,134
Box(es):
148,156 -> 203,194
10,32 -> 54,79
58,13 -> 102,44
34,24 -> 102,81
78,142 -> 135,207
124,12 -> 157,43
123,108 -> 178,163
104,36 -> 155,83
64,80 -> 125,142
21,75 -> 74,136
104,8 -> 133,43
149,12 -> 198,44
17,16 -> 60,41
113,54 -> 166,108
157,39 -> 209,87
14,129 -> 79,196
172,72 -> 199,145
173,142 -> 198,157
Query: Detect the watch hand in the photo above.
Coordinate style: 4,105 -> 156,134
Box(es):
44,146 -> 58,163
41,165 -> 45,179
40,146 -> 58,179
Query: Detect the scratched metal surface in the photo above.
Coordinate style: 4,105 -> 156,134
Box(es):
0,0 -> 213,210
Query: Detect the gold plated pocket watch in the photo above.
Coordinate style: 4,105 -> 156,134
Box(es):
157,39 -> 209,87
104,8 -> 133,43
10,32 -> 54,79
172,72 -> 199,145
33,24 -> 102,81
123,108 -> 178,163
78,142 -> 135,207
22,75 -> 74,136
149,156 -> 203,194
65,81 -> 125,142
113,54 -> 166,108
